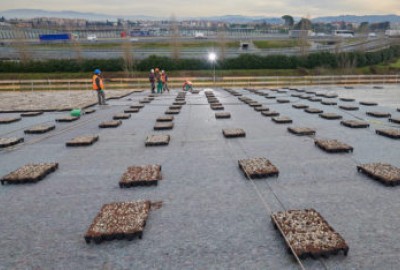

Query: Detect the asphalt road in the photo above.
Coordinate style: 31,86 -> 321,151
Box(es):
0,85 -> 399,269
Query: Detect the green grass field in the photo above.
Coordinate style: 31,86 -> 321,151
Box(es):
389,58 -> 400,68
253,40 -> 307,49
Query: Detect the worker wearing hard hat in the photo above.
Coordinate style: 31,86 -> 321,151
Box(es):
92,69 -> 107,105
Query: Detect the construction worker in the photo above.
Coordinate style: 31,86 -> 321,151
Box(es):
149,69 -> 155,93
155,68 -> 163,94
161,70 -> 169,93
92,69 -> 107,105
182,80 -> 193,91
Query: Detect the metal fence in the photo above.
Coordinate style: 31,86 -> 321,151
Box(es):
0,75 -> 399,92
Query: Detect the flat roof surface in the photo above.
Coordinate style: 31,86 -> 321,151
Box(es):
0,85 -> 399,269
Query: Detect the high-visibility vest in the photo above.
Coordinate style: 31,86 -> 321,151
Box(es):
161,74 -> 167,83
92,75 -> 104,90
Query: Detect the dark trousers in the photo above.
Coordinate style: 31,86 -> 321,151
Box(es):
97,90 -> 106,105
151,82 -> 155,93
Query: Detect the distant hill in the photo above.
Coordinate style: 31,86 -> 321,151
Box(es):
313,14 -> 400,23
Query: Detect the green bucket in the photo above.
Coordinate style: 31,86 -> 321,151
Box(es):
70,109 -> 82,117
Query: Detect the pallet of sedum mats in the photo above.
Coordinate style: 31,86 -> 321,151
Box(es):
1,163 -> 58,185
20,112 -> 43,117
389,117 -> 400,124
359,101 -> 377,106
0,117 -> 21,124
366,111 -> 391,118
375,129 -> 400,139
339,98 -> 355,102
277,99 -> 290,104
238,157 -> 279,178
314,139 -> 353,153
119,165 -> 162,188
262,111 -> 280,117
175,98 -> 186,101
272,116 -> 293,124
154,122 -> 174,130
215,112 -> 231,119
157,116 -> 174,122
145,134 -> 170,146
265,96 -> 277,99
84,108 -> 96,114
315,93 -> 325,97
249,103 -> 262,107
56,116 -> 79,122
277,90 -> 287,93
0,137 -> 24,148
340,120 -> 369,128
222,128 -> 246,138
99,120 -> 122,128
113,113 -> 131,120
84,201 -> 150,244
357,163 -> 400,186
323,94 -> 338,98
124,108 -> 139,114
299,95 -> 312,99
191,90 -> 200,94
305,91 -> 316,95
287,127 -> 316,136
291,94 -> 302,98
66,135 -> 99,147
292,104 -> 309,109
271,209 -> 349,259
169,105 -> 182,110
319,113 -> 343,120
173,101 -> 186,105
211,105 -> 224,111
130,104 -> 144,109
24,124 -> 55,134
321,100 -> 337,106
344,86 -> 354,89
165,110 -> 180,115
339,105 -> 359,111
139,99 -> 151,104
305,108 -> 323,114
308,97 -> 322,102
254,106 -> 270,112
147,97 -> 155,101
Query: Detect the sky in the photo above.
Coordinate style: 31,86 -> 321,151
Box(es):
1,0 -> 400,17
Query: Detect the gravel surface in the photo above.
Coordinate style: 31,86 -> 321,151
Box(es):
0,85 -> 399,269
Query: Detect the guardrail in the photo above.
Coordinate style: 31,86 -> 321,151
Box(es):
0,75 -> 399,91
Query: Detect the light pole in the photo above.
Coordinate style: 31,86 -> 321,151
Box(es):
208,52 -> 217,85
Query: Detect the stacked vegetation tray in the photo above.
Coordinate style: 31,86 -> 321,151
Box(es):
305,108 -> 323,114
119,165 -> 162,188
84,201 -> 150,244
0,117 -> 21,124
287,127 -> 316,136
0,137 -> 24,148
169,105 -> 182,110
319,113 -> 343,120
249,103 -> 262,108
272,116 -> 293,124
154,122 -> 174,130
299,95 -> 312,99
211,105 -> 224,110
113,113 -> 131,120
130,104 -> 145,109
165,110 -> 180,115
323,94 -> 338,98
124,108 -> 139,114
215,112 -> 231,119
271,209 -> 349,259
291,94 -> 302,98
66,135 -> 99,147
357,163 -> 400,186
314,139 -> 353,153
173,101 -> 186,105
340,120 -> 370,128
339,105 -> 359,111
254,106 -> 270,112
84,108 -> 96,114
21,112 -> 43,117
265,96 -> 277,99
305,91 -> 316,95
359,101 -> 378,106
145,135 -> 170,146
55,116 -> 79,122
238,157 -> 279,178
24,124 -> 55,134
389,117 -> 400,124
1,163 -> 58,185
277,99 -> 290,104
339,98 -> 355,102
309,97 -> 322,102
366,111 -> 391,118
99,120 -> 122,128
157,116 -> 174,122
262,111 -> 280,117
223,128 -> 246,138
292,104 -> 309,109
375,129 -> 400,139
321,100 -> 337,106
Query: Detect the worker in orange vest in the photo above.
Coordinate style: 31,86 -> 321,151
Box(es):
182,80 -> 193,91
92,69 -> 107,105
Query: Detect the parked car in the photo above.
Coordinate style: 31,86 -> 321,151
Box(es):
87,34 -> 97,41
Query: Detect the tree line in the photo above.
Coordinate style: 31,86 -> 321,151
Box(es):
0,46 -> 399,73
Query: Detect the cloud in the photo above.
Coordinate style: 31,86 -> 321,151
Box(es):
1,0 -> 399,17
